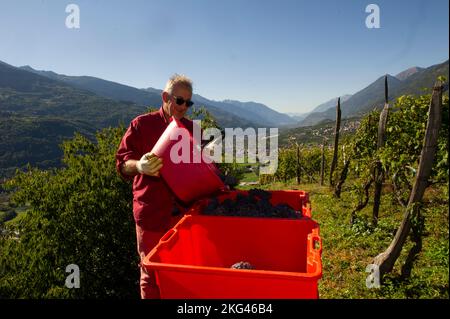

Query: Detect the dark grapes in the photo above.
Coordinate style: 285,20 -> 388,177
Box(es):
230,261 -> 255,270
201,189 -> 301,219
217,172 -> 239,189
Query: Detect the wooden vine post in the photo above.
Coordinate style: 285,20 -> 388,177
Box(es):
296,143 -> 301,185
334,145 -> 350,198
329,97 -> 341,186
372,81 -> 443,276
372,75 -> 390,226
320,142 -> 325,186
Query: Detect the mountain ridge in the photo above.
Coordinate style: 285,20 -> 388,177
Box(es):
298,60 -> 449,126
395,66 -> 424,81
20,65 -> 295,128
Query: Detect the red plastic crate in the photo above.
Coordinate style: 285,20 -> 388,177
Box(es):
142,212 -> 322,299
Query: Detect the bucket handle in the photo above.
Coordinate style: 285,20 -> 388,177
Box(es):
308,230 -> 322,254
159,228 -> 177,244
302,202 -> 312,218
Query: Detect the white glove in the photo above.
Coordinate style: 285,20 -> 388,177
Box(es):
136,152 -> 163,177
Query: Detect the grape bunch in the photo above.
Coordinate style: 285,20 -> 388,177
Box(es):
230,261 -> 255,270
217,172 -> 239,189
202,188 -> 301,219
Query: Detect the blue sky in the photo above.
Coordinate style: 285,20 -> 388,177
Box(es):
0,0 -> 448,113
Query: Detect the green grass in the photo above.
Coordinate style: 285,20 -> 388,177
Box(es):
2,175 -> 447,298
237,180 -> 449,299
240,171 -> 259,183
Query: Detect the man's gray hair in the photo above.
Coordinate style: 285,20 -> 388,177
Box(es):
164,74 -> 193,94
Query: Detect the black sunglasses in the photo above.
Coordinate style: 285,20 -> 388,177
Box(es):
171,95 -> 194,107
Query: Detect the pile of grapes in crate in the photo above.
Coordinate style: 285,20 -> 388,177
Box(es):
202,189 -> 302,219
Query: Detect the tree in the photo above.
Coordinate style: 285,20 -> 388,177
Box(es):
1,126 -> 139,298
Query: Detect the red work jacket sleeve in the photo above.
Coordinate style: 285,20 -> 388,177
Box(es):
115,120 -> 142,182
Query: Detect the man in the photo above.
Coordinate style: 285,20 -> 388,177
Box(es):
115,74 -> 195,298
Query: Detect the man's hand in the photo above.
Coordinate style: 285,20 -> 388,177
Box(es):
136,153 -> 163,177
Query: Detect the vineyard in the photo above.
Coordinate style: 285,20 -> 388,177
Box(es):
0,80 -> 448,299
240,80 -> 449,297
238,181 -> 448,298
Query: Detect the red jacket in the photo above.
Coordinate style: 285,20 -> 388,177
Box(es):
116,107 -> 194,231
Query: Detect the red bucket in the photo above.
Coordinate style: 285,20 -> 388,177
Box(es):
151,118 -> 226,203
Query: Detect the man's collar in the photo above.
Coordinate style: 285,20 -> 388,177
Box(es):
159,106 -> 186,124
159,106 -> 170,124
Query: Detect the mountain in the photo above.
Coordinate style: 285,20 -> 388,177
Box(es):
308,94 -> 352,114
0,113 -> 96,178
395,67 -> 424,81
21,66 -> 265,128
287,112 -> 309,122
191,98 -> 289,128
0,61 -> 278,177
278,116 -> 362,147
340,74 -> 403,116
221,99 -> 296,126
20,65 -> 165,106
141,87 -> 162,95
3,58 -> 448,177
283,95 -> 352,127
298,60 -> 449,126
141,88 -> 297,127
2,62 -> 144,127
0,61 -> 148,177
392,60 -> 449,97
142,89 -> 296,127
